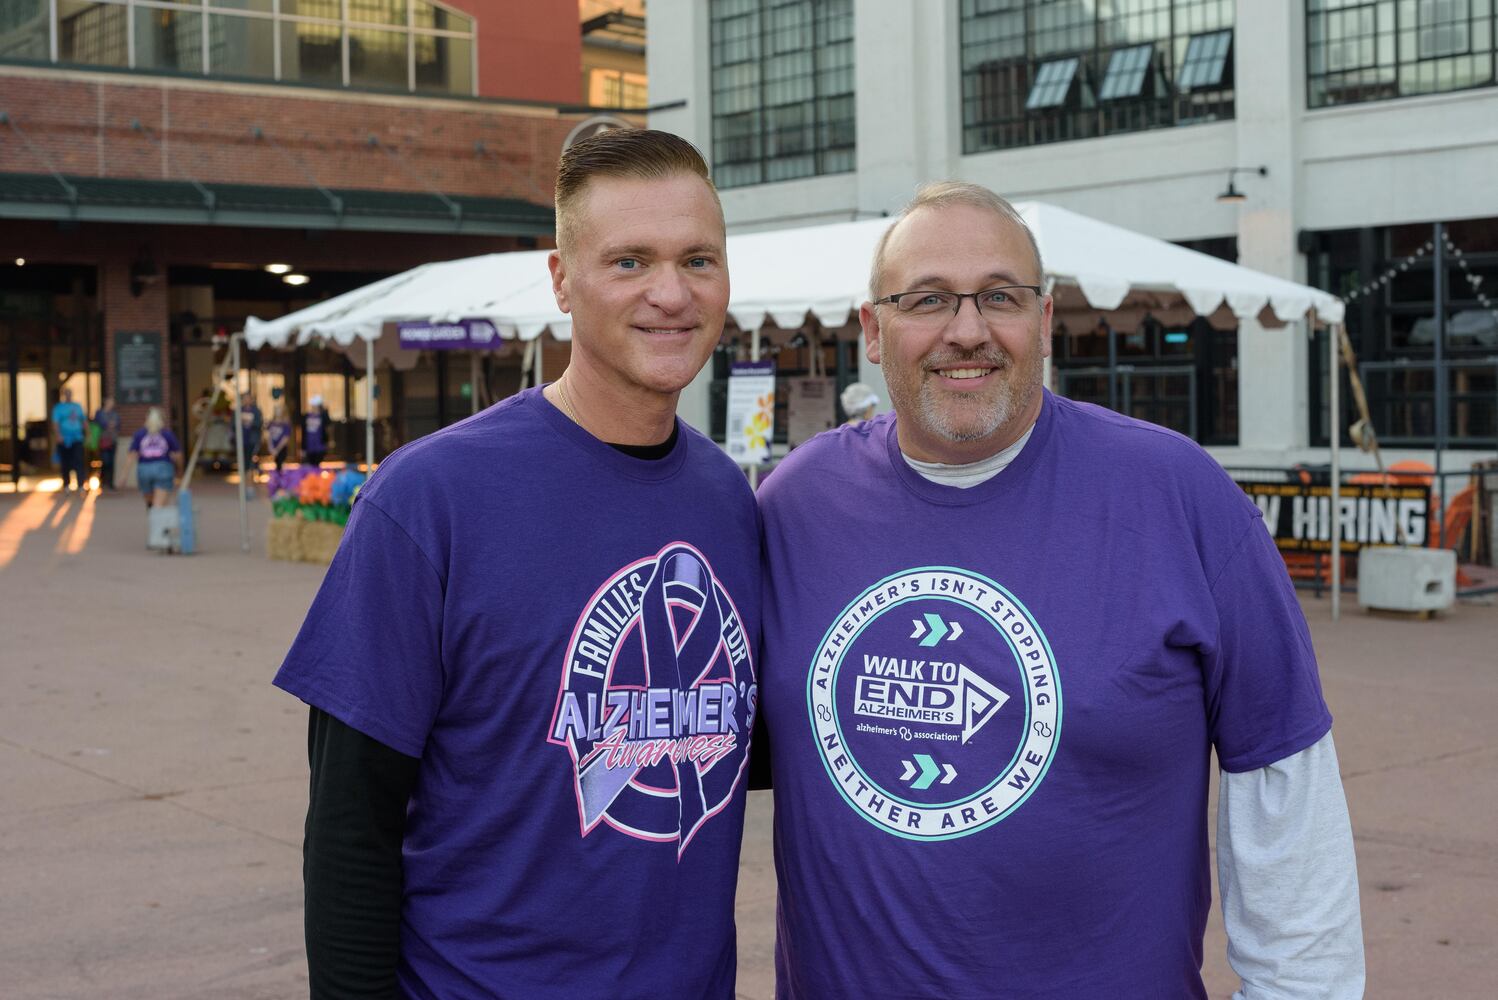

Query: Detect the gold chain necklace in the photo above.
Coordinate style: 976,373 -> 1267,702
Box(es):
554,374 -> 581,425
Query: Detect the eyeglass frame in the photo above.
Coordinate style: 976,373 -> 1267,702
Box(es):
872,285 -> 1046,320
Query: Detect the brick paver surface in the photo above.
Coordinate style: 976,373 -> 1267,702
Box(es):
1,483 -> 1492,998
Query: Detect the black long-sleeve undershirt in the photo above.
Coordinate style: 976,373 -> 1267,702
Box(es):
304,708 -> 419,999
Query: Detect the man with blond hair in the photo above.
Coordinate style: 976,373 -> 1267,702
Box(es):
276,129 -> 759,999
757,181 -> 1364,998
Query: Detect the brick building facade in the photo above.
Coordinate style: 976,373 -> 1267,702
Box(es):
1,0 -> 618,485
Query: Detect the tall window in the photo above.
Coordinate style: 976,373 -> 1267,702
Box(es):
1307,0 -> 1496,107
1306,219 -> 1498,447
0,0 -> 476,96
960,0 -> 1235,154
709,0 -> 855,190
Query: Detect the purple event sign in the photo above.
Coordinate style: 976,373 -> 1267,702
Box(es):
398,318 -> 503,349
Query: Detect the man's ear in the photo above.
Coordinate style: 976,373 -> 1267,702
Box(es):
859,302 -> 881,365
548,250 -> 571,314
1040,293 -> 1054,359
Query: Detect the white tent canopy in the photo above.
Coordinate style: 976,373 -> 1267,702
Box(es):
244,251 -> 567,350
243,200 -> 1344,350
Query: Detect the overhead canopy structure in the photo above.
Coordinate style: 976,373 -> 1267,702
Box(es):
243,201 -> 1356,615
243,200 -> 1344,351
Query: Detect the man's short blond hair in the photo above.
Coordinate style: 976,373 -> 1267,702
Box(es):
869,182 -> 1043,299
554,128 -> 721,258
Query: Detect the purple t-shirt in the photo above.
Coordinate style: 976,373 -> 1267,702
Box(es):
129,428 -> 180,462
274,387 -> 761,999
266,420 -> 292,451
302,409 -> 326,452
756,391 -> 1331,1000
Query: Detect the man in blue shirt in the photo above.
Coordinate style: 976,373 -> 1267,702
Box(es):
51,387 -> 88,491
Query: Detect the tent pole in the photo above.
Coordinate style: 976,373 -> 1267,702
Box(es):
232,334 -> 249,553
1329,319 -> 1341,622
1432,221 -> 1446,540
470,352 -> 481,415
534,336 -> 545,387
365,337 -> 375,472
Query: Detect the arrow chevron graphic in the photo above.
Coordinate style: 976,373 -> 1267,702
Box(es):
910,753 -> 940,789
917,614 -> 949,647
900,760 -> 916,781
912,615 -> 964,646
940,763 -> 957,785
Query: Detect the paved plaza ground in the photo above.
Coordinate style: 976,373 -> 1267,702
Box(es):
0,480 -> 1493,998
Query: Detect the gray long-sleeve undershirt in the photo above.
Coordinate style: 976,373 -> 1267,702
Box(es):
1221,733 -> 1365,999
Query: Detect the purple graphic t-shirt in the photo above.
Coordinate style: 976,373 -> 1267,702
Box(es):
274,388 -> 760,1000
129,428 -> 180,462
302,410 -> 326,452
266,420 -> 292,451
756,391 -> 1331,1000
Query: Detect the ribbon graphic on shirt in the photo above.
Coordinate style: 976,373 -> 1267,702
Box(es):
549,542 -> 755,857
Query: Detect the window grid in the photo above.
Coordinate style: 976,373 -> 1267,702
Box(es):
1026,56 -> 1079,107
1418,0 -> 1472,58
709,0 -> 855,191
1307,219 -> 1498,447
1098,43 -> 1153,100
6,0 -> 475,95
1307,0 -> 1496,107
1177,28 -> 1231,88
960,0 -> 1235,154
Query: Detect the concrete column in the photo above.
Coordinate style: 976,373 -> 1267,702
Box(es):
853,0 -> 961,214
1232,0 -> 1308,450
646,0 -> 712,153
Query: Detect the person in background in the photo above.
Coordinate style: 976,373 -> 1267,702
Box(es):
51,387 -> 88,491
238,394 -> 263,493
302,394 -> 330,468
93,397 -> 121,491
838,381 -> 880,425
126,408 -> 182,509
265,403 -> 293,472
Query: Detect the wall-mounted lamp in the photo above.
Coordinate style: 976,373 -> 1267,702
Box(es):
264,262 -> 293,275
1217,166 -> 1268,204
283,273 -> 310,286
130,258 -> 160,297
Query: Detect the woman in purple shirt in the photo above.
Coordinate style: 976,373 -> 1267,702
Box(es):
126,408 -> 182,508
265,403 -> 293,471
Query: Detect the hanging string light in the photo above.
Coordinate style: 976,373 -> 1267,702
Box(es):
1441,230 -> 1497,317
1339,233 -> 1497,319
1342,240 -> 1433,304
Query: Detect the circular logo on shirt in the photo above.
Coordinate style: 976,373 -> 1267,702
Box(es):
807,567 -> 1060,841
548,542 -> 756,857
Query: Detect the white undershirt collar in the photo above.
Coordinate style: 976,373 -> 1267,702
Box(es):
901,424 -> 1036,489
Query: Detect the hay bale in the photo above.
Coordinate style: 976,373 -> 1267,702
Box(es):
300,520 -> 346,564
267,517 -> 302,562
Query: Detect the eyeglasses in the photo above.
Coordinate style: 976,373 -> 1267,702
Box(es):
874,285 -> 1043,323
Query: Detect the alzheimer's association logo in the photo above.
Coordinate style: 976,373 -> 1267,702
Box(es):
548,542 -> 755,856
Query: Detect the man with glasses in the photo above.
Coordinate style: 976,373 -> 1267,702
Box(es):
756,182 -> 1363,998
